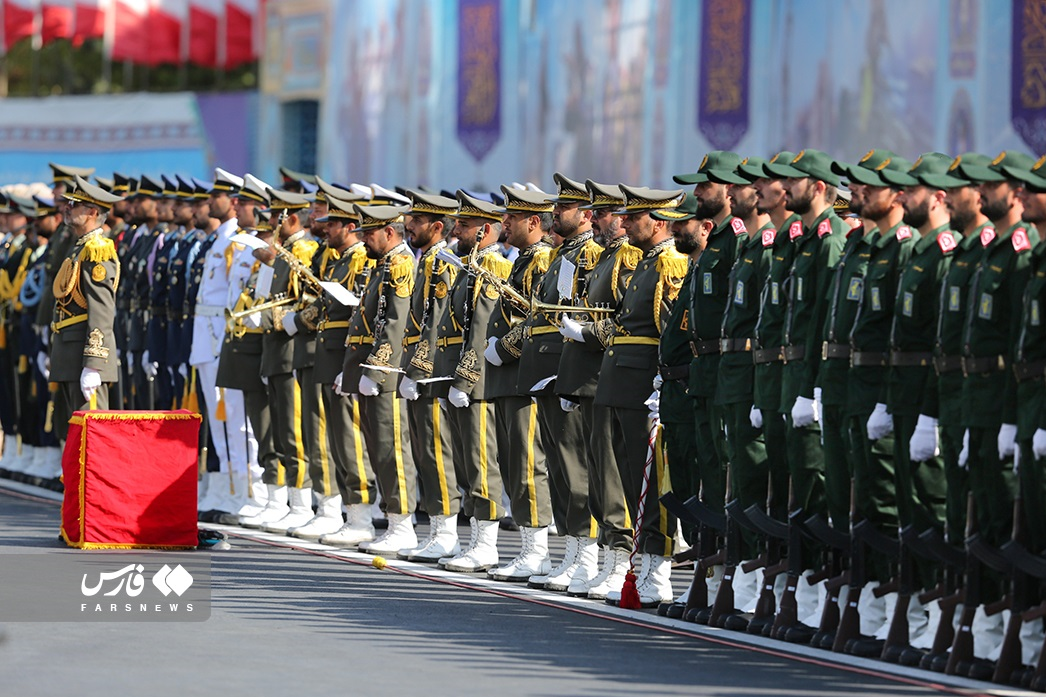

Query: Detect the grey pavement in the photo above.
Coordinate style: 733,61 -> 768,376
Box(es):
0,484 -> 1015,697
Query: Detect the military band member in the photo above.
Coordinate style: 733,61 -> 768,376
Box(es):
128,174 -> 166,410
482,185 -> 554,581
594,185 -> 688,608
396,191 -> 462,561
49,176 -> 122,441
434,191 -> 511,571
305,192 -> 378,544
0,193 -> 33,471
340,202 -> 419,556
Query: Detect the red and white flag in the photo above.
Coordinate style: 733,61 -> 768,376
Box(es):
110,0 -> 148,62
40,0 -> 73,44
3,0 -> 36,50
147,0 -> 184,65
188,0 -> 219,67
72,0 -> 103,46
224,0 -> 257,68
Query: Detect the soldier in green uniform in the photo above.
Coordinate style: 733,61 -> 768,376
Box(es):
303,192 -> 377,544
396,191 -> 461,561
434,191 -> 511,571
482,186 -> 554,576
557,181 -> 642,598
341,203 -> 419,556
49,176 -> 122,441
592,185 -> 688,608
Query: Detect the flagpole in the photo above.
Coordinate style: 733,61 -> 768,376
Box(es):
30,1 -> 41,95
0,1 -> 8,97
102,0 -> 114,90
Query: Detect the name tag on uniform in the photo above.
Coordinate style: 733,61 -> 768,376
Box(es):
948,286 -> 961,312
771,282 -> 780,305
846,277 -> 862,301
734,280 -> 745,305
979,293 -> 993,320
796,277 -> 805,301
1033,300 -> 1041,327
680,309 -> 689,331
902,291 -> 914,317
703,272 -> 713,295
871,287 -> 882,312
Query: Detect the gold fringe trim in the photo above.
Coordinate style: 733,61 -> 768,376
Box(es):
82,411 -> 202,422
292,239 -> 320,265
79,235 -> 118,263
522,246 -> 551,295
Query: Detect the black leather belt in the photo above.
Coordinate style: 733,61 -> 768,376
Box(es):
961,354 -> 1007,376
659,364 -> 689,381
690,339 -> 719,356
821,342 -> 850,360
720,338 -> 752,353
781,346 -> 805,363
1013,359 -> 1046,382
752,347 -> 783,364
851,351 -> 889,367
889,351 -> 935,367
934,354 -> 962,375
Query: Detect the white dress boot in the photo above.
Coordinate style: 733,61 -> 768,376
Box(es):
239,484 -> 288,528
23,446 -> 47,479
732,561 -> 762,614
546,536 -> 599,592
359,513 -> 417,555
443,518 -> 499,573
290,494 -> 344,540
440,517 -> 478,565
529,535 -> 579,588
400,514 -> 460,562
0,434 -> 18,473
859,584 -> 888,638
797,569 -> 825,627
911,596 -> 943,650
264,487 -> 315,533
45,447 -> 65,479
489,527 -> 551,582
196,472 -> 223,513
319,503 -> 375,547
584,548 -> 631,600
605,553 -> 648,604
637,554 -> 674,607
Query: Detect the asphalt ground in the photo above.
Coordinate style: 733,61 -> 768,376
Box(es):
0,481 -> 1031,697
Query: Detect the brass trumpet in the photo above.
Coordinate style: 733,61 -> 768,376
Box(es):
272,240 -> 324,297
227,293 -> 296,321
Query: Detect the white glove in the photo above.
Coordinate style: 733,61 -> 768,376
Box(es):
814,386 -> 822,421
559,316 -> 585,342
36,351 -> 49,381
399,376 -> 420,401
333,372 -> 346,396
178,364 -> 188,379
358,374 -> 380,396
244,311 -> 262,328
141,351 -> 158,378
998,423 -> 1017,462
282,311 -> 299,336
560,398 -> 580,412
448,386 -> 470,408
645,390 -> 660,421
909,414 -> 940,462
261,375 -> 269,386
292,369 -> 297,381
484,336 -> 503,366
1014,445 -> 1021,475
1033,428 -> 1046,460
652,373 -> 663,390
80,367 -> 101,403
791,396 -> 817,428
438,397 -> 448,409
41,326 -> 49,348
866,403 -> 893,441
750,406 -> 763,429
959,429 -> 970,469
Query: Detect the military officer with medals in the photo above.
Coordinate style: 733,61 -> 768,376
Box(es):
396,190 -> 462,561
49,176 -> 122,440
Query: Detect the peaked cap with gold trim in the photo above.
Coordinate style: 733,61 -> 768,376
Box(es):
238,174 -> 271,204
266,188 -> 312,211
499,185 -> 553,214
315,195 -> 362,223
409,190 -> 458,216
613,185 -> 684,215
50,162 -> 95,185
453,190 -> 502,222
581,180 -> 625,210
352,203 -> 411,230
547,173 -> 588,203
314,176 -> 363,204
211,167 -> 243,195
64,174 -> 125,210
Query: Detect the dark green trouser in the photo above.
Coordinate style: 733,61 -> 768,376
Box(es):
407,397 -> 459,517
587,399 -> 632,552
692,395 -> 726,514
537,395 -> 592,538
821,405 -> 852,531
359,391 -> 417,515
296,366 -> 329,492
662,416 -> 698,544
763,409 -> 790,521
495,395 -> 548,527
849,412 -> 897,532
56,382 -> 109,442
266,372 -> 309,489
968,426 -> 1017,547
243,388 -> 277,485
722,400 -> 769,559
940,423 -> 968,544
449,398 -> 502,521
893,412 -> 947,589
612,406 -> 673,557
322,387 -> 374,504
1018,440 -> 1046,553
784,416 -> 826,520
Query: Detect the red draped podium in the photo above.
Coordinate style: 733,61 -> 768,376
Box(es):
60,410 -> 202,549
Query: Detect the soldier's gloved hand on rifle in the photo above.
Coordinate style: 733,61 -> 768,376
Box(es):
866,403 -> 893,441
645,390 -> 660,421
1033,428 -> 1046,460
958,429 -> 970,469
559,316 -> 586,342
80,367 -> 101,402
399,376 -> 420,401
483,336 -> 503,366
652,373 -> 663,391
358,374 -> 380,397
997,423 -> 1017,462
448,386 -> 470,408
790,392 -> 819,428
909,414 -> 939,462
36,351 -> 49,381
750,406 -> 763,429
282,311 -> 299,336
142,350 -> 158,379
560,398 -> 579,413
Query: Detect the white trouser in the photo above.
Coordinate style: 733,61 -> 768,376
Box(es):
195,359 -> 255,475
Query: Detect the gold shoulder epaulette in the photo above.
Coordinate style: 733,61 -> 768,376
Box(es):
523,246 -> 552,294
79,236 -> 117,264
615,242 -> 642,271
480,252 -> 512,280
292,239 -> 320,265
656,247 -> 689,281
389,253 -> 415,297
578,238 -> 603,270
